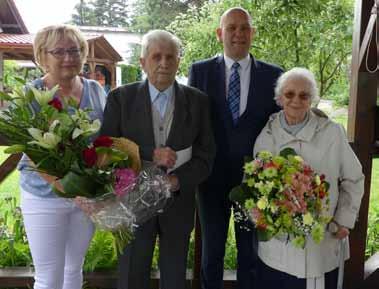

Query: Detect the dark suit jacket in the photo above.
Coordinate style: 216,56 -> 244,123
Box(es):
188,55 -> 283,192
100,80 -> 215,198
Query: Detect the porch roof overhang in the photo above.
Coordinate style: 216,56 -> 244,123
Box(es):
0,33 -> 122,62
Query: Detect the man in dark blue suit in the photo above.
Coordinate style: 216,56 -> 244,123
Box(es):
188,7 -> 283,289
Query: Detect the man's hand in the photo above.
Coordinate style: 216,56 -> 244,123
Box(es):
153,147 -> 177,168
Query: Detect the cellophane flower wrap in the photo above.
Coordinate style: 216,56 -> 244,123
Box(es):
67,136 -> 173,253
229,148 -> 331,248
0,86 -> 172,252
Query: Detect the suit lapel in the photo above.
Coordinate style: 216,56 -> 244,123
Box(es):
215,55 -> 233,124
136,80 -> 156,147
215,55 -> 227,107
239,54 -> 257,122
166,82 -> 188,147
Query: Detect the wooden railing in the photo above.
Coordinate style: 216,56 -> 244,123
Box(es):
0,267 -> 238,289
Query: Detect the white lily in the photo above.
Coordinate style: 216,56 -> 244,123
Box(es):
9,87 -> 27,105
72,119 -> 101,139
30,85 -> 59,106
28,128 -> 61,149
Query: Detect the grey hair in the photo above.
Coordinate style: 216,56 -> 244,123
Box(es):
140,30 -> 181,58
274,67 -> 320,106
220,7 -> 253,27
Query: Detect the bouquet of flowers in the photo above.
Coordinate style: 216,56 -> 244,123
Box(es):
61,135 -> 172,252
229,148 -> 331,248
0,85 -> 100,177
0,86 -> 172,252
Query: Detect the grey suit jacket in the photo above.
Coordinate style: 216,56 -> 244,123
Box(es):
100,80 -> 215,197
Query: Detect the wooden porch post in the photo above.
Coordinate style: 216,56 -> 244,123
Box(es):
346,0 -> 378,288
0,51 -> 3,92
104,63 -> 116,89
88,41 -> 96,80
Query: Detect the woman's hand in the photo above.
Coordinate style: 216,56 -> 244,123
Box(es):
329,220 -> 350,239
334,225 -> 350,240
74,197 -> 99,216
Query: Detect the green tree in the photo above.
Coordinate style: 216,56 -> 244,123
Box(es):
252,0 -> 353,99
129,0 -> 209,33
119,64 -> 142,84
71,0 -> 96,26
3,61 -> 42,92
71,0 -> 130,27
169,0 -> 354,99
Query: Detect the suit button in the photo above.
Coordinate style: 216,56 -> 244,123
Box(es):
159,126 -> 164,131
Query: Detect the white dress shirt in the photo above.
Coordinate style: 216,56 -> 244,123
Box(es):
224,54 -> 252,116
148,82 -> 174,117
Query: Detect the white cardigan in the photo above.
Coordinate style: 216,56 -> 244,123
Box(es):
253,109 -> 364,279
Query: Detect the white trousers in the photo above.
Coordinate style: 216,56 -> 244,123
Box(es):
20,190 -> 95,289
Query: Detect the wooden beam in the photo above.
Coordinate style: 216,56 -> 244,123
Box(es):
0,153 -> 21,183
347,1 -> 378,289
86,57 -> 115,65
0,267 -> 239,289
0,51 -> 3,92
0,24 -> 19,29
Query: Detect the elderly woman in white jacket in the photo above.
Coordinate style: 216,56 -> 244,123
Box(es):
254,68 -> 364,289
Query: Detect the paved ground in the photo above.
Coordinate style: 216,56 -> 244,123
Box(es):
317,99 -> 348,118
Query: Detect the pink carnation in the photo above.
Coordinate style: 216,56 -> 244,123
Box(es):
114,168 -> 137,197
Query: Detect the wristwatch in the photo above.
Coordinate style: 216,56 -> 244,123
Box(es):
328,220 -> 340,234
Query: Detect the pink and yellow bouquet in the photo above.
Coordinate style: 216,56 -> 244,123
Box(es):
229,148 -> 331,248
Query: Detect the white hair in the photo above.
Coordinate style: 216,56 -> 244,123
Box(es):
140,30 -> 181,58
274,67 -> 320,106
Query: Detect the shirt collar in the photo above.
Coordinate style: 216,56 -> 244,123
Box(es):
148,82 -> 174,103
224,54 -> 251,71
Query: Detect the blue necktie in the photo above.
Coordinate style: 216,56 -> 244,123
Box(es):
154,92 -> 167,118
227,62 -> 240,125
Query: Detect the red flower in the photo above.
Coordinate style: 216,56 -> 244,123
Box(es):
48,98 -> 63,111
319,190 -> 326,199
94,135 -> 113,148
83,147 -> 97,167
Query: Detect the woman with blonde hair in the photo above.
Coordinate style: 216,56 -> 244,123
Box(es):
18,24 -> 106,289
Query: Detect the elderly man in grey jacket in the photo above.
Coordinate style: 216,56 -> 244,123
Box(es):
100,30 -> 215,289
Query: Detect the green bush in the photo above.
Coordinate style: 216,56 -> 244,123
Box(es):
366,158 -> 379,258
0,195 -> 32,267
119,64 -> 142,85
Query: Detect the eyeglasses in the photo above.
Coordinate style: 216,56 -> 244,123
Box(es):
283,91 -> 311,101
46,48 -> 81,59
